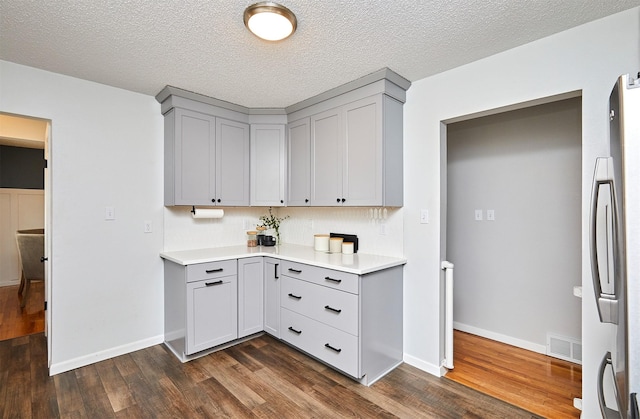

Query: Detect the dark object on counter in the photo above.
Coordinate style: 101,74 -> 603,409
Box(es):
262,235 -> 276,246
330,233 -> 358,253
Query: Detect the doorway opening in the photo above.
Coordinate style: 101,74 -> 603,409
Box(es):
441,95 -> 583,418
0,112 -> 51,357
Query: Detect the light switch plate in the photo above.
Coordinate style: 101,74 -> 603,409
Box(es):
487,209 -> 495,221
420,209 -> 429,224
105,206 -> 115,220
475,209 -> 483,221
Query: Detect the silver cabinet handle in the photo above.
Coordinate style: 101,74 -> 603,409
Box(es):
597,352 -> 623,419
590,157 -> 620,324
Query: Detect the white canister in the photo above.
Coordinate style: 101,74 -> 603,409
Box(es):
314,234 -> 330,252
329,237 -> 343,253
341,242 -> 354,254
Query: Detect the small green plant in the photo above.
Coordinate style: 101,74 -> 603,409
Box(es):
259,207 -> 289,245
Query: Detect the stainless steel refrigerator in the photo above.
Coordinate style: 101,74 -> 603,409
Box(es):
591,73 -> 640,418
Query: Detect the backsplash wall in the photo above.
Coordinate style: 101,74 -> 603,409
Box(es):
163,206 -> 404,257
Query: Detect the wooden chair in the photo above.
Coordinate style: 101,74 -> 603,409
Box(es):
15,229 -> 45,309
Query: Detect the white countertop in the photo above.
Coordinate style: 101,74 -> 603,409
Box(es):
160,244 -> 406,275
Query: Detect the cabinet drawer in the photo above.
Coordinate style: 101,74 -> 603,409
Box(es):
281,308 -> 359,378
280,260 -> 359,294
281,276 -> 358,336
186,260 -> 237,283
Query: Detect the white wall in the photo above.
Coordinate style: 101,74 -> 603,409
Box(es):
447,98 -> 582,352
0,61 -> 165,373
402,7 -> 639,417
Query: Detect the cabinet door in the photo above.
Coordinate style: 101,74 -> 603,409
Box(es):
186,276 -> 238,355
216,118 -> 250,206
263,257 -> 280,338
238,257 -> 264,338
311,108 -> 343,206
343,96 -> 383,206
251,124 -> 286,206
170,108 -> 216,206
287,118 -> 311,206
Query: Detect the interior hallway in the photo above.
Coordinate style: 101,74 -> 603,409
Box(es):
445,330 -> 582,418
0,281 -> 45,341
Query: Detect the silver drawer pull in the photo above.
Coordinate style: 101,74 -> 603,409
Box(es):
205,280 -> 223,286
288,293 -> 302,300
324,276 -> 342,284
288,326 -> 302,335
324,343 -> 342,353
324,305 -> 342,314
288,268 -> 302,274
205,268 -> 223,274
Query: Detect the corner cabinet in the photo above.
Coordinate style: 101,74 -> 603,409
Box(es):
263,257 -> 280,338
162,106 -> 249,206
238,257 -> 264,338
250,124 -> 286,206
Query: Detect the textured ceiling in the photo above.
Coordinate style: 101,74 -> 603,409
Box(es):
1,1 -> 639,108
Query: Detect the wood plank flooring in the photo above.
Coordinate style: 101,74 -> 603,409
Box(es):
1,333 -> 541,418
445,330 -> 582,419
0,282 -> 45,341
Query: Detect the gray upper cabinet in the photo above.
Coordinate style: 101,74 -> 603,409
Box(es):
287,118 -> 311,206
164,108 -> 216,206
308,94 -> 403,207
162,107 -> 249,207
251,124 -> 286,206
215,118 -> 250,206
158,68 -> 409,208
310,108 -> 343,206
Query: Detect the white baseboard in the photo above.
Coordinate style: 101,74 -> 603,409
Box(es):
454,322 -> 546,355
403,353 -> 445,377
0,279 -> 21,287
49,334 -> 164,375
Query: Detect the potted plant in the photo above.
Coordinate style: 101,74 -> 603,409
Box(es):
259,207 -> 289,245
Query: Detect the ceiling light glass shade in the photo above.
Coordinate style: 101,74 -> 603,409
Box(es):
244,2 -> 297,41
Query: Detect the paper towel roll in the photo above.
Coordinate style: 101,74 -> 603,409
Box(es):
191,208 -> 224,219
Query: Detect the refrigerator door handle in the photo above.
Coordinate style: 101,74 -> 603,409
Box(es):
590,157 -> 619,324
598,352 -> 623,419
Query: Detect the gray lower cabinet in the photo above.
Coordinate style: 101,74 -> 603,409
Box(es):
279,260 -> 403,385
164,259 -> 238,360
263,257 -> 280,338
238,257 -> 264,338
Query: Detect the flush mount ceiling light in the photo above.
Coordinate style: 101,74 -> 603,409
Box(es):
244,2 -> 297,41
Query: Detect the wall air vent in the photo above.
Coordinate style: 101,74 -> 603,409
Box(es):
547,333 -> 582,364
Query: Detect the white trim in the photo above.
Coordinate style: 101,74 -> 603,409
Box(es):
49,334 -> 164,375
403,353 -> 444,377
454,322 -> 547,355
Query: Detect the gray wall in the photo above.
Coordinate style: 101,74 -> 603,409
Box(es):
446,97 -> 582,350
0,145 -> 44,189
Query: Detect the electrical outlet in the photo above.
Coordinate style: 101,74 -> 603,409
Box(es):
105,206 -> 115,220
379,223 -> 387,235
144,220 -> 152,233
474,209 -> 483,221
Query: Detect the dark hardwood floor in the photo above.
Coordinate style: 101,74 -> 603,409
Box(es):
1,333 -> 541,418
0,281 -> 45,341
445,330 -> 582,419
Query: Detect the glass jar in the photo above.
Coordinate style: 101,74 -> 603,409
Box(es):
246,231 -> 258,247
